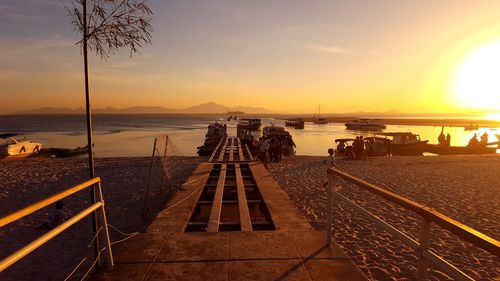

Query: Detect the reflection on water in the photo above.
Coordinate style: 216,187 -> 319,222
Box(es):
0,115 -> 498,157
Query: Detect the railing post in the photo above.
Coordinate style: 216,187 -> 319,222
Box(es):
326,171 -> 334,246
417,217 -> 431,281
97,182 -> 114,267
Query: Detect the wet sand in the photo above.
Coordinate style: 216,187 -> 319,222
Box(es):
269,155 -> 500,281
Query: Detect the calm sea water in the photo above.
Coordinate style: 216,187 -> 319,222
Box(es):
0,115 -> 498,157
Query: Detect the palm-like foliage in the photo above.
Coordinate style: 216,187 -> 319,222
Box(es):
67,0 -> 153,58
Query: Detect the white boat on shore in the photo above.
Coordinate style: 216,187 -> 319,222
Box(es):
0,134 -> 42,159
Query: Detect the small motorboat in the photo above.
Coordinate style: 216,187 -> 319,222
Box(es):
285,118 -> 305,129
238,118 -> 262,130
345,119 -> 386,130
0,134 -> 43,159
463,124 -> 480,131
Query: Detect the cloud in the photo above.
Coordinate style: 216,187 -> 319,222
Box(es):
305,44 -> 350,54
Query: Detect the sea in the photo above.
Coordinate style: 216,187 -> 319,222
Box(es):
1,115 -> 499,157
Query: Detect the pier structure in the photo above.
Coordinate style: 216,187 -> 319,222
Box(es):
93,136 -> 367,280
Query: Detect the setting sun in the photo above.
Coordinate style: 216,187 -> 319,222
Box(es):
453,40 -> 500,110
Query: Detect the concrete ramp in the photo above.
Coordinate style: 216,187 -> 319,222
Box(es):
92,142 -> 367,281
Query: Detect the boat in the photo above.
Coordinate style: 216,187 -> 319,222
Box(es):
313,118 -> 328,124
0,134 -> 43,159
50,145 -> 89,158
363,136 -> 391,156
375,132 -> 429,155
238,118 -> 261,131
197,122 -> 227,156
424,144 -> 496,155
284,118 -> 305,129
313,105 -> 328,124
345,119 -> 386,131
263,125 -> 289,138
262,125 -> 296,156
463,124 -> 480,131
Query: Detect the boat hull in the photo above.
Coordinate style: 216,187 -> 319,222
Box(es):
389,141 -> 428,155
0,142 -> 42,159
425,144 -> 496,155
345,124 -> 385,131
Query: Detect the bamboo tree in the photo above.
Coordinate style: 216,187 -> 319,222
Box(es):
67,0 -> 152,268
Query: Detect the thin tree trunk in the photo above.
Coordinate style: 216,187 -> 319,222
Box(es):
82,0 -> 101,269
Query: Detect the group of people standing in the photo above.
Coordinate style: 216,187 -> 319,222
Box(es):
438,131 -> 451,146
242,134 -> 296,169
336,136 -> 368,160
468,132 -> 489,147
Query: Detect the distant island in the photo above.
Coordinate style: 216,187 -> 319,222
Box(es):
11,102 -> 273,115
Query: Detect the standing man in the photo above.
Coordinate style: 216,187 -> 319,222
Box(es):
259,138 -> 271,169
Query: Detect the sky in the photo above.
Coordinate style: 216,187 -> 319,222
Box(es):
1,0 -> 500,114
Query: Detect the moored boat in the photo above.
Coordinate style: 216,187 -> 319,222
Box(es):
0,134 -> 43,159
197,122 -> 227,156
262,125 -> 296,156
345,119 -> 386,130
284,118 -> 305,129
463,124 -> 480,131
238,118 -> 261,130
313,118 -> 328,124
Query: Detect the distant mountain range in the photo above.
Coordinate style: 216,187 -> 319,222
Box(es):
13,102 -> 274,115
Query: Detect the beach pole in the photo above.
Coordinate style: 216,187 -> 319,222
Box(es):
326,172 -> 333,246
142,137 -> 158,218
82,0 -> 101,269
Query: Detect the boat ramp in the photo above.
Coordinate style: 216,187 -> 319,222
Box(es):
92,136 -> 367,281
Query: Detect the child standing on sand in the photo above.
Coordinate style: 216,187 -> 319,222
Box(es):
323,148 -> 337,186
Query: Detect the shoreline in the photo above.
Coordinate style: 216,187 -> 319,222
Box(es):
1,113 -> 499,128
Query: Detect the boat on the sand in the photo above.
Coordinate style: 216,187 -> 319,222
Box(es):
0,134 -> 42,159
49,145 -> 89,158
375,132 -> 429,155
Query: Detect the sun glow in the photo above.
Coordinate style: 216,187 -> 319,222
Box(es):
485,112 -> 500,121
453,41 -> 500,110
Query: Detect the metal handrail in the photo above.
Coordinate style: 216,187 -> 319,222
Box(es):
326,168 -> 499,281
0,177 -> 114,272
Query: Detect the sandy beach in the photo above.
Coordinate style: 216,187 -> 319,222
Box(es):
269,155 -> 500,281
0,156 -> 204,281
1,155 -> 499,281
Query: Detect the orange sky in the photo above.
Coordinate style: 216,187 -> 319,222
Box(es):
1,1 -> 500,114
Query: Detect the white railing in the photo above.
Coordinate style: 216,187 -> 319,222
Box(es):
0,177 -> 114,272
325,168 -> 499,281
